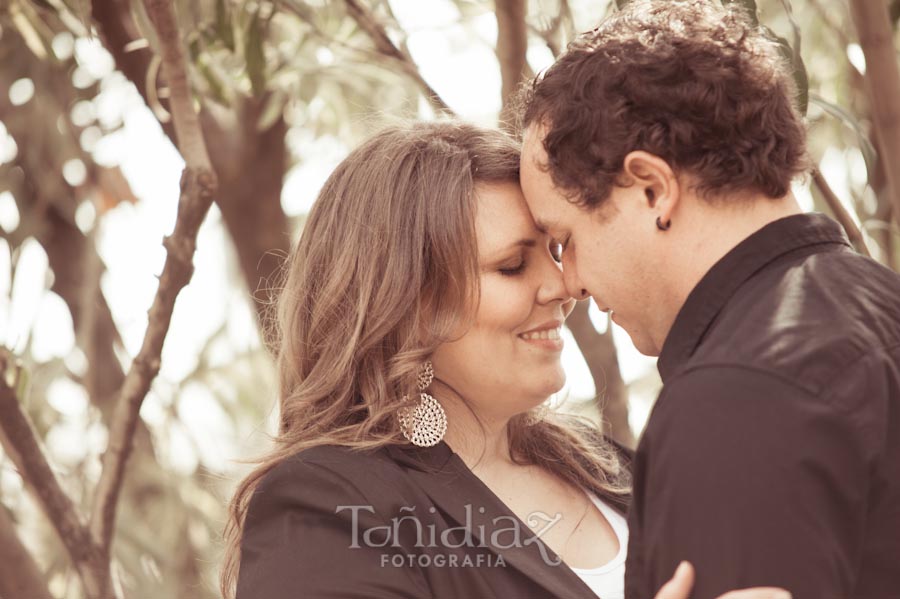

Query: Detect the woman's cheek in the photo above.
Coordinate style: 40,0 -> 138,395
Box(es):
480,277 -> 532,328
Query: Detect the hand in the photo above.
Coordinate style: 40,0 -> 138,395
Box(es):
654,561 -> 792,599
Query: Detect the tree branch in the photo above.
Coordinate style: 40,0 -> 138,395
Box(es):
495,0 -> 529,131
0,360 -> 109,596
0,506 -> 54,599
89,0 -> 217,557
92,0 -> 177,142
342,0 -> 456,117
199,98 -> 291,331
812,168 -> 871,257
850,0 -> 900,227
93,0 -> 291,337
807,0 -> 851,51
566,301 -> 636,449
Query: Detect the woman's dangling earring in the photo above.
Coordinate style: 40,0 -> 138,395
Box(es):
656,216 -> 671,231
397,361 -> 447,447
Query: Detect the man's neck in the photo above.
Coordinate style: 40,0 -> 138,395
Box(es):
657,191 -> 804,349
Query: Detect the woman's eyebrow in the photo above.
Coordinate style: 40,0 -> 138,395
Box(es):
510,238 -> 537,249
482,238 -> 537,263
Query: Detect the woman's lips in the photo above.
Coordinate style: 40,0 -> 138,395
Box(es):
518,327 -> 564,350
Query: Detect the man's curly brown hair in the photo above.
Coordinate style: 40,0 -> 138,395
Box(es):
519,0 -> 809,208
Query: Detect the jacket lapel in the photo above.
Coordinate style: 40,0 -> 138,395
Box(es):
385,442 -> 602,599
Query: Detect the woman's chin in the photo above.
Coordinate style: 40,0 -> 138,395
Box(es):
520,371 -> 566,403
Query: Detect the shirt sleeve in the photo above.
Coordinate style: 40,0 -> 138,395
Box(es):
625,365 -> 869,599
236,457 -> 433,599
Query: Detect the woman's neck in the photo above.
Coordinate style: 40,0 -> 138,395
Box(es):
436,389 -> 515,473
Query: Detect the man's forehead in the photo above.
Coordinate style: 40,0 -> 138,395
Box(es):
521,125 -> 550,163
532,218 -> 559,235
520,124 -> 571,235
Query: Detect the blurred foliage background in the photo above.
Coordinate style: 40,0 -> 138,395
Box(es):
0,0 -> 898,597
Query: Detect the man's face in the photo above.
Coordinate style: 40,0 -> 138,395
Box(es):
520,125 -> 665,356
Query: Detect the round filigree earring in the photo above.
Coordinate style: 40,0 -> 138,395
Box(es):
397,361 -> 447,447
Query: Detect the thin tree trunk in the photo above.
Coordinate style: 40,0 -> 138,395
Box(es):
566,301 -> 636,449
811,169 -> 871,257
867,125 -> 897,270
495,0 -> 529,131
850,0 -> 900,227
199,96 -> 290,331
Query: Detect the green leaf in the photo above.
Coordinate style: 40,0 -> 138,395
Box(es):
776,0 -> 808,115
9,0 -> 53,59
809,92 -> 878,177
187,33 -> 203,62
257,90 -> 287,131
297,71 -> 318,105
215,0 -> 235,52
197,59 -> 232,107
244,8 -> 267,97
762,25 -> 808,117
127,0 -> 159,52
62,0 -> 92,34
794,62 -> 810,117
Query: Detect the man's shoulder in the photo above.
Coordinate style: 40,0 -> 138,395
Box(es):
691,248 -> 900,396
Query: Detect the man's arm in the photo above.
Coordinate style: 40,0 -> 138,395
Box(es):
630,365 -> 868,599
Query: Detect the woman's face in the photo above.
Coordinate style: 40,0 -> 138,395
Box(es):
430,182 -> 576,422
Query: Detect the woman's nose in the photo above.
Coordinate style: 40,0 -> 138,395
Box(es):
538,253 -> 574,305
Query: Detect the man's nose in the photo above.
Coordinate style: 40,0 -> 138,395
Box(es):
562,253 -> 589,300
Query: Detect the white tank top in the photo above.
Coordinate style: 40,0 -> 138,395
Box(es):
569,490 -> 628,599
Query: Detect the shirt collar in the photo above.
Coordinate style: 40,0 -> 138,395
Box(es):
383,439 -> 458,473
657,212 -> 852,382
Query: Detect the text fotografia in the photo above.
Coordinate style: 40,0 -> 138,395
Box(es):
382,553 -> 507,568
335,504 -> 564,567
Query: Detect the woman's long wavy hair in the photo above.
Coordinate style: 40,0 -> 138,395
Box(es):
220,121 -> 631,598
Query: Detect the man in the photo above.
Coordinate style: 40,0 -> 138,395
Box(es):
518,1 -> 900,598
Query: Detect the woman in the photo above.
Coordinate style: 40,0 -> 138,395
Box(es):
221,121 -> 789,599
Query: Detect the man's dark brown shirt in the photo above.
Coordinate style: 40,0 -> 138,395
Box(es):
625,213 -> 900,599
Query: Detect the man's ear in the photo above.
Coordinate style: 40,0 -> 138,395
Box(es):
622,151 -> 680,225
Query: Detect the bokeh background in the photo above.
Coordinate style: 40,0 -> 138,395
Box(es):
1,0 -> 898,597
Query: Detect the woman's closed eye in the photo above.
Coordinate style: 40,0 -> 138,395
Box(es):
499,259 -> 527,276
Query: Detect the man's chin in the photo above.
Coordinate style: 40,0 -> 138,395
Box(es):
621,327 -> 662,357
634,344 -> 662,358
